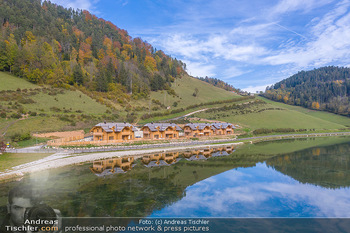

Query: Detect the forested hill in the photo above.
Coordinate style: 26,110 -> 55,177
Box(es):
0,0 -> 186,97
263,66 -> 350,116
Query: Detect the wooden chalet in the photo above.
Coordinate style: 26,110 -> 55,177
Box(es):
211,122 -> 235,135
183,123 -> 214,137
90,122 -> 136,141
141,123 -> 182,139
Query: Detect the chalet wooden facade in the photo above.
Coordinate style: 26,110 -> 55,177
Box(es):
141,123 -> 182,139
90,122 -> 136,141
183,123 -> 214,137
211,123 -> 235,135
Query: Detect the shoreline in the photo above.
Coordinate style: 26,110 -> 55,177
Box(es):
1,131 -> 350,182
0,142 -> 244,182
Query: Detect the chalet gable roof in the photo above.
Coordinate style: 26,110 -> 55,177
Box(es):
94,122 -> 136,133
185,123 -> 212,130
211,122 -> 235,129
143,123 -> 182,132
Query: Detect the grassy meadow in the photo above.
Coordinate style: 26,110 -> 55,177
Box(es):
1,70 -> 349,146
193,96 -> 350,132
0,72 -> 38,91
149,75 -> 238,108
0,72 -> 241,144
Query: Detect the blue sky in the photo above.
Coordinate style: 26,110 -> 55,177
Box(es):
50,0 -> 350,92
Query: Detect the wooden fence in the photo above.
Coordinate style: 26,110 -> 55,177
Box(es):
47,134 -> 85,146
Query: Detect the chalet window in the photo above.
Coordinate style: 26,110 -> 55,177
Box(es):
109,136 -> 114,140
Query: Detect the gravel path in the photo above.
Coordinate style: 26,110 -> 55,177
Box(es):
0,142 -> 243,181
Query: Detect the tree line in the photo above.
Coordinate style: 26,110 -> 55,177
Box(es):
263,66 -> 350,116
195,76 -> 240,92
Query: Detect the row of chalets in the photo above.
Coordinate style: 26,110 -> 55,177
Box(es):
90,122 -> 236,141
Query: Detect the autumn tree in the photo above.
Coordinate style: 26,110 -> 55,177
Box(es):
312,102 -> 320,109
4,34 -> 18,73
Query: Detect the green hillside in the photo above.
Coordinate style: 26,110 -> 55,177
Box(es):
0,72 -> 38,90
0,72 -> 111,138
193,96 -> 350,132
149,74 -> 238,108
0,71 -> 240,142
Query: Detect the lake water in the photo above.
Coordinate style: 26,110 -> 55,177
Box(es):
1,137 -> 350,219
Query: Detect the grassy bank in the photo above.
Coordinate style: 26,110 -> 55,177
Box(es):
234,135 -> 350,156
0,153 -> 52,172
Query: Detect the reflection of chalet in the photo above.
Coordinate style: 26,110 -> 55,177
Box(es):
182,149 -> 208,161
183,123 -> 214,137
90,157 -> 134,176
141,123 -> 181,139
186,154 -> 207,161
181,145 -> 236,160
90,122 -> 136,141
164,152 -> 179,164
142,152 -> 180,167
211,123 -> 235,135
203,148 -> 214,158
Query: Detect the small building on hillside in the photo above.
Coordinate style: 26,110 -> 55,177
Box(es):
141,123 -> 182,139
211,122 -> 235,135
183,123 -> 214,137
90,122 -> 136,141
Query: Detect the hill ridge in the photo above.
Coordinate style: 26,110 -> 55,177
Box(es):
263,66 -> 350,116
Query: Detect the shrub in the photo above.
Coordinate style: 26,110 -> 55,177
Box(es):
50,106 -> 61,112
10,132 -> 31,142
10,113 -> 22,119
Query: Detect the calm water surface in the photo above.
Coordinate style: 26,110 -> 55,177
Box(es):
1,137 -> 350,219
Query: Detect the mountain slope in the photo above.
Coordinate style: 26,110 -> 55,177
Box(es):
0,0 -> 186,97
263,66 -> 350,116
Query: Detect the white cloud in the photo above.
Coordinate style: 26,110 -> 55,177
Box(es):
264,1 -> 350,68
270,0 -> 335,16
182,60 -> 216,78
243,84 -> 272,93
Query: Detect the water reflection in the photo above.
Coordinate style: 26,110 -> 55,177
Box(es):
267,142 -> 350,188
142,152 -> 180,167
150,162 -> 350,217
90,157 -> 135,176
89,145 -> 237,175
150,141 -> 350,217
182,146 -> 235,161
